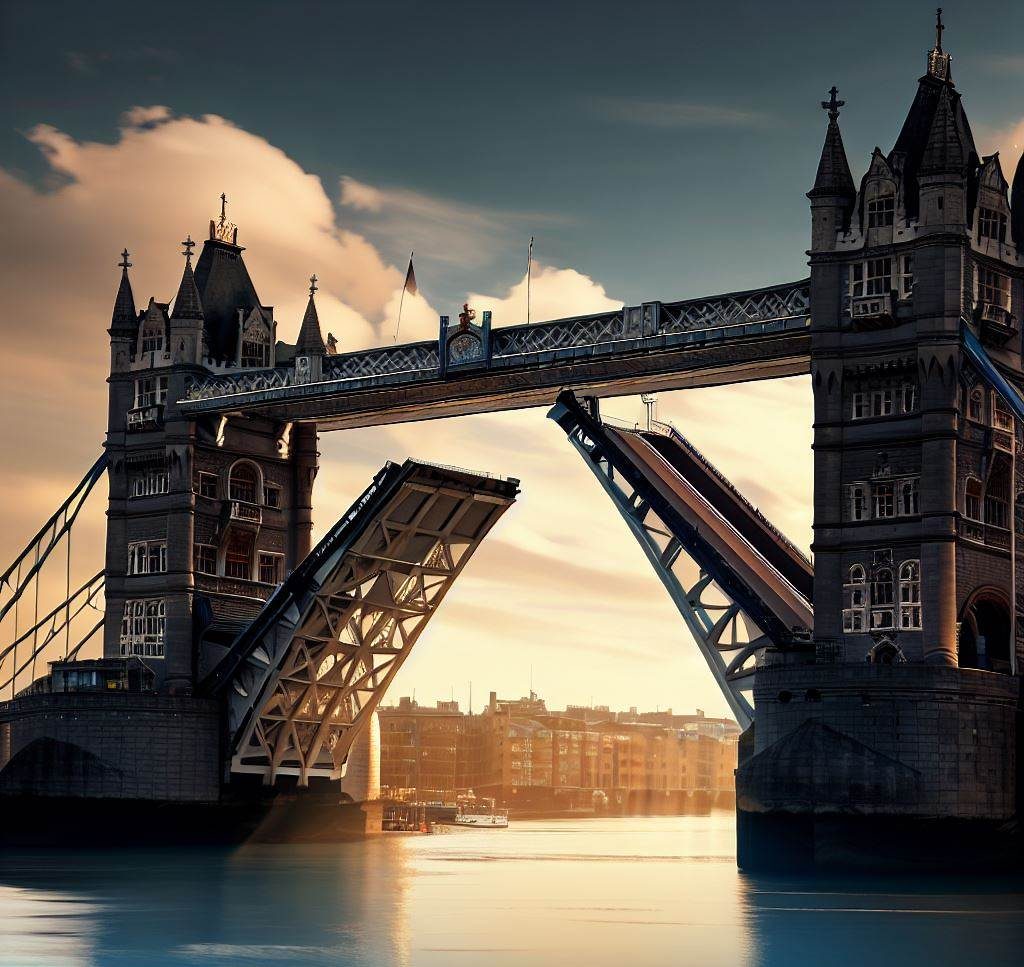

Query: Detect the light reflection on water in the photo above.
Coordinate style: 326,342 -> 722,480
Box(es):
0,813 -> 1021,967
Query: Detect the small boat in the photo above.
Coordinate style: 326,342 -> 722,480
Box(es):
453,797 -> 509,829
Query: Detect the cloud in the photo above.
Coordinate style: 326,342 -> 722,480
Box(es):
467,263 -> 620,327
591,97 -> 774,129
0,103 -> 811,717
339,175 -> 560,270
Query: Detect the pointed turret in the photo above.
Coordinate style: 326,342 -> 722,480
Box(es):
1011,152 -> 1024,249
808,88 -> 856,251
919,85 -> 965,176
169,235 -> 205,366
295,275 -> 326,355
171,235 -> 203,320
809,90 -> 856,200
110,248 -> 137,334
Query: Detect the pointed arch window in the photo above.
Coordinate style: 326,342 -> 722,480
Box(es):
968,387 -> 984,422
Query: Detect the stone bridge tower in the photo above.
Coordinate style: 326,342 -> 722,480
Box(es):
739,18 -> 1024,870
103,207 -> 322,693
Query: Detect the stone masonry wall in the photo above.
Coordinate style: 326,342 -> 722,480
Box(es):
0,693 -> 220,802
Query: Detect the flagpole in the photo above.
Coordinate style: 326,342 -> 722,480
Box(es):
527,236 -> 534,324
394,250 -> 413,343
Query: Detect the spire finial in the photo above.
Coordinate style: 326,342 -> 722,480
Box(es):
181,234 -> 195,263
927,8 -> 952,80
309,273 -> 318,297
821,86 -> 844,122
220,192 -> 228,222
118,248 -> 132,271
210,192 -> 239,244
935,7 -> 944,52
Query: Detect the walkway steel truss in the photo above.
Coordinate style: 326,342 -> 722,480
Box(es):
206,459 -> 518,785
549,392 -> 811,727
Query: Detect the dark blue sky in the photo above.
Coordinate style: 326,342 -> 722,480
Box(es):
2,0 -> 1021,308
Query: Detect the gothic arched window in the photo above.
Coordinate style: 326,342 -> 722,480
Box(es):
228,462 -> 259,504
968,386 -> 984,422
899,561 -> 921,630
241,324 -> 271,368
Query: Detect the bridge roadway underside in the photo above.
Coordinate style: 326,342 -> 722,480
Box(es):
193,330 -> 810,430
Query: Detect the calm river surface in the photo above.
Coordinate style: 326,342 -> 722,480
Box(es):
0,813 -> 1021,966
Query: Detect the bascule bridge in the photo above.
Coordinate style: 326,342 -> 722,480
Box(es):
1,20 -> 1022,866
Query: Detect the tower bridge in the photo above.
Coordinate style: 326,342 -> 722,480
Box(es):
1,17 -> 1023,868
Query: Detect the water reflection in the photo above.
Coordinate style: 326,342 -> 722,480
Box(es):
0,815 -> 1020,967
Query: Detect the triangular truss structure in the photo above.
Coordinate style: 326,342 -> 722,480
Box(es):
206,459 -> 518,785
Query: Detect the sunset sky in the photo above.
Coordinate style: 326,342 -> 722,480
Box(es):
1,0 -> 1021,717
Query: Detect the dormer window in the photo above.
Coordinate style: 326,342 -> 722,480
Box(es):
141,325 -> 165,354
241,325 -> 271,368
867,195 -> 895,228
978,208 -> 1007,243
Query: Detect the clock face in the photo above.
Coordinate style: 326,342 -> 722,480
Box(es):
448,332 -> 482,364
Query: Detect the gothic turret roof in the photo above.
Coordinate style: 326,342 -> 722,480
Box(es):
110,263 -> 137,335
193,237 -> 263,362
919,85 -> 967,175
888,68 -> 978,219
1012,151 -> 1024,248
808,115 -> 856,199
170,257 -> 204,320
295,291 -> 326,355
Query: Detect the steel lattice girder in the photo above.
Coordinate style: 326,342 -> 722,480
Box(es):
548,392 -> 812,728
206,460 -> 518,785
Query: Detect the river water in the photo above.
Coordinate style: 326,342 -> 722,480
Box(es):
0,813 -> 1021,966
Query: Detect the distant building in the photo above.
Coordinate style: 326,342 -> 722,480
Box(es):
377,690 -> 738,812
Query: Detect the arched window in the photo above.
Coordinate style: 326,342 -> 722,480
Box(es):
899,561 -> 921,629
241,324 -> 271,368
849,564 -> 865,584
228,462 -> 259,504
224,531 -> 254,580
968,387 -> 984,422
843,564 -> 867,633
965,477 -> 983,521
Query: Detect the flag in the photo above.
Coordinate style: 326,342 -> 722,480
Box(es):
403,256 -> 417,296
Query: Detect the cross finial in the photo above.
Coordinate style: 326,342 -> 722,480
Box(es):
181,234 -> 195,262
309,274 -> 318,297
821,86 -> 844,122
118,248 -> 132,271
220,192 -> 228,223
935,7 -> 944,52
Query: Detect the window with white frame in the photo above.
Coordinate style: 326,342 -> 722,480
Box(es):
900,382 -> 917,413
133,375 -> 169,409
842,564 -> 867,633
867,195 -> 895,228
129,469 -> 168,498
852,392 -> 868,420
898,561 -> 921,629
140,322 -> 165,355
899,255 -> 914,299
978,266 -> 1010,309
258,552 -> 283,585
194,544 -> 217,576
873,482 -> 896,519
871,388 -> 894,417
197,472 -> 218,499
978,208 -> 1007,243
850,259 -> 894,298
899,479 -> 919,516
127,540 -> 167,575
849,483 -> 869,521
241,325 -> 271,368
120,598 -> 165,657
872,568 -> 895,607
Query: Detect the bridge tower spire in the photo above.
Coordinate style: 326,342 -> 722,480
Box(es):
807,86 -> 856,251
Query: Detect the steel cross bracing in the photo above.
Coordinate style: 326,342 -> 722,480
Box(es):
206,459 -> 518,785
178,280 -> 810,413
549,392 -> 811,727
